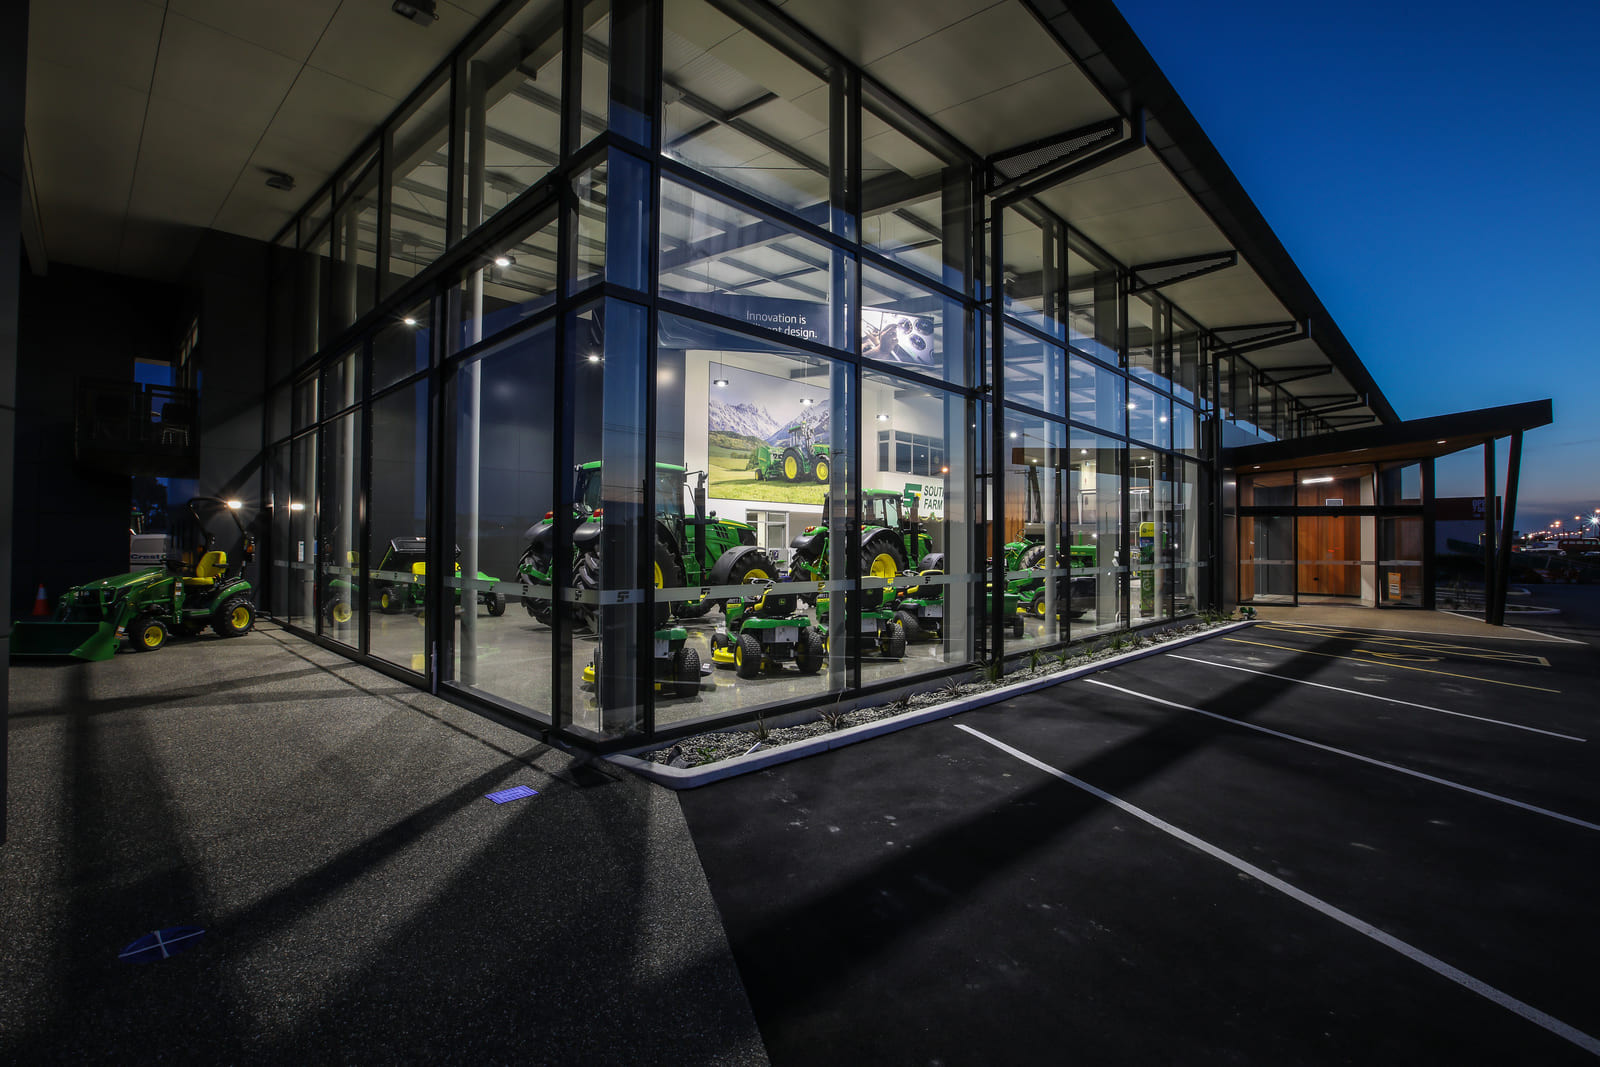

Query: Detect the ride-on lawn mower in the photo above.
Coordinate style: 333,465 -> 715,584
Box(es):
12,497 -> 257,661
888,553 -> 1024,641
711,579 -> 826,679
370,537 -> 506,617
813,593 -> 906,660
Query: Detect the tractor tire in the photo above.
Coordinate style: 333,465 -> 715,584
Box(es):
484,593 -> 506,618
895,609 -> 922,644
651,539 -> 682,629
327,597 -> 355,627
520,549 -> 555,624
719,549 -> 778,609
813,455 -> 830,483
881,619 -> 907,660
735,631 -> 764,678
673,646 -> 701,698
1009,615 -> 1025,639
860,534 -> 908,610
795,628 -> 825,675
1018,543 -> 1047,572
213,596 -> 256,638
129,614 -> 169,653
781,448 -> 803,482
572,549 -> 601,631
919,552 -> 945,573
378,586 -> 403,614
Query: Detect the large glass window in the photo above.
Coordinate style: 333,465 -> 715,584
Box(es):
1002,324 -> 1065,417
454,208 -> 560,351
318,409 -> 362,649
1002,413 -> 1068,650
460,0 -> 563,237
654,309 -> 852,727
1069,353 -> 1124,432
288,433 -> 318,626
862,85 -> 970,289
368,382 -> 430,672
662,0 -> 833,226
387,77 -> 452,295
862,262 -> 969,385
659,177 -> 849,350
1070,427 -> 1123,636
447,320 -> 558,724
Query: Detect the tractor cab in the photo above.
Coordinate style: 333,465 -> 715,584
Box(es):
863,490 -> 904,532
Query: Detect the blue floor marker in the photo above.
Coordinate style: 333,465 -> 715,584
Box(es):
119,926 -> 206,963
486,785 -> 538,804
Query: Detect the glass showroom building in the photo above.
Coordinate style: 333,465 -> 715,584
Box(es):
251,0 -> 1421,747
10,0 -> 1545,754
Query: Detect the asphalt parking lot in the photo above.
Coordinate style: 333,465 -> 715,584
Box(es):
680,621 -> 1600,1065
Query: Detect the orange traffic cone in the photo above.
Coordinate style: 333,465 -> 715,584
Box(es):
32,584 -> 49,616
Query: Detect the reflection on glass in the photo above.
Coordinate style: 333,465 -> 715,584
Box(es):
663,0 -> 831,224
318,410 -> 362,649
368,382 -> 429,672
659,177 -> 843,348
861,262 -> 967,384
288,433 -> 318,625
449,321 -> 556,723
1001,414 -> 1068,649
1003,324 -> 1065,416
456,209 -> 559,351
1379,516 -> 1423,607
387,77 -> 452,296
1069,354 -> 1123,431
1240,514 -> 1294,603
372,299 -> 431,391
460,0 -> 563,236
861,87 -> 968,288
1071,427 -> 1123,635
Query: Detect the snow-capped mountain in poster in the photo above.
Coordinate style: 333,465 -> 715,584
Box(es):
765,404 -> 830,446
708,399 -> 781,442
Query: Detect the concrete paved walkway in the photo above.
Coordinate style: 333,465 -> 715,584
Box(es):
2,622 -> 765,1064
1252,602 -> 1575,644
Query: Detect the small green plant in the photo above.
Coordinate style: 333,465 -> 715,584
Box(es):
1028,648 -> 1042,672
1056,649 -> 1073,667
752,714 -> 770,741
982,660 -> 1003,683
820,708 -> 848,731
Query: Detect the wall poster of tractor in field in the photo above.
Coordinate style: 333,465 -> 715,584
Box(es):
707,364 -> 832,506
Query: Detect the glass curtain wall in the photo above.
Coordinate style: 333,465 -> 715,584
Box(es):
261,0 -> 1255,747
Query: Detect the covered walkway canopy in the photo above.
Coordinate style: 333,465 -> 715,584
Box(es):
1224,399 -> 1553,625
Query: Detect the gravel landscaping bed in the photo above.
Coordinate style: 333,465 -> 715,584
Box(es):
643,615 -> 1243,769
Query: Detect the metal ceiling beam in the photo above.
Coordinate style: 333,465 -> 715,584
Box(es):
1128,250 -> 1236,294
993,112 -> 1146,207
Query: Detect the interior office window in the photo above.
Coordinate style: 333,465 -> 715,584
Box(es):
387,76 -> 452,295
662,0 -> 833,226
659,176 -> 849,351
459,0 -> 564,237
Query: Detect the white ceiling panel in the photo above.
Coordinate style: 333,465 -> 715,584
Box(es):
777,0 -> 1002,67
931,64 -> 1113,157
151,14 -> 303,131
28,0 -> 163,96
308,0 -> 479,100
136,98 -> 263,195
862,2 -> 1075,118
169,0 -> 341,62
268,66 -> 401,160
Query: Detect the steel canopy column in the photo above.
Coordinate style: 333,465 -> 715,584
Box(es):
1492,430 -> 1523,626
1482,439 -> 1496,622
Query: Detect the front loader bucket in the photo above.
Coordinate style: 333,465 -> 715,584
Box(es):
10,620 -> 121,661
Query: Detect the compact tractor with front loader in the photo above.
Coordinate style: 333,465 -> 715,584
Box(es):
11,497 -> 257,661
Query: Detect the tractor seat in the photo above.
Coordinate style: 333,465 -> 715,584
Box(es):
183,550 -> 228,588
755,588 -> 798,618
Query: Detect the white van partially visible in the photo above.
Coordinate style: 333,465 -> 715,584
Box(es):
130,533 -> 169,572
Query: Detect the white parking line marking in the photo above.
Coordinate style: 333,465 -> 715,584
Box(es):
1082,679 -> 1600,835
953,723 -> 1600,1058
1166,654 -> 1586,743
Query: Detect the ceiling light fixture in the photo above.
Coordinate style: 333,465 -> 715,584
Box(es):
402,316 -> 418,327
799,397 -> 815,406
392,0 -> 440,25
494,254 -> 514,268
226,500 -> 243,509
876,413 -> 889,421
264,170 -> 295,191
587,353 -> 601,364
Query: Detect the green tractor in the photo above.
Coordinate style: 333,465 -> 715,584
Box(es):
747,407 -> 831,483
369,537 -> 506,617
1010,543 -> 1097,619
814,593 -> 907,660
519,462 -> 776,630
788,489 -> 931,609
12,497 -> 257,661
710,578 -> 827,678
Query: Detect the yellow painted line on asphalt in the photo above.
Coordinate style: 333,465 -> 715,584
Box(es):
1256,625 -> 1551,667
1223,637 -> 1562,694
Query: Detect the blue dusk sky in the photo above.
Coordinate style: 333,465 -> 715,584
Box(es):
1114,0 -> 1600,538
